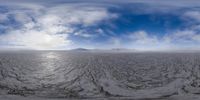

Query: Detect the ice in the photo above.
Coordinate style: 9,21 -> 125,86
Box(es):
1,51 -> 200,99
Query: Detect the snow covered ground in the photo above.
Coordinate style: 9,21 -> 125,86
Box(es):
0,51 -> 200,99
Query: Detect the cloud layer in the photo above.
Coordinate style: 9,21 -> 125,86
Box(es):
1,1 -> 200,50
0,4 -> 116,50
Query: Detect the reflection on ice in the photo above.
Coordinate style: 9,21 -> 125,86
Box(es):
41,52 -> 60,70
38,52 -> 66,85
43,52 -> 60,59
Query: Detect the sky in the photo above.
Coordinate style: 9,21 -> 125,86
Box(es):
1,0 -> 200,51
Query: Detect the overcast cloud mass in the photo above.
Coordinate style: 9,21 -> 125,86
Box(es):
0,0 -> 200,50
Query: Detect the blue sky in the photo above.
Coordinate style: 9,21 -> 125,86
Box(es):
1,0 -> 200,50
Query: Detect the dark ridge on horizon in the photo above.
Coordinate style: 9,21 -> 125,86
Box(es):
70,48 -> 90,51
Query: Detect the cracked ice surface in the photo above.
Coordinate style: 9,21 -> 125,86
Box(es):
1,51 -> 200,99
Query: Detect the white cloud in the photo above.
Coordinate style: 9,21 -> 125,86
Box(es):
129,31 -> 159,45
106,31 -> 168,51
127,31 -> 169,50
0,4 -> 115,50
167,30 -> 200,44
125,31 -> 198,51
126,30 -> 200,51
0,30 -> 70,50
110,37 -> 121,47
184,11 -> 200,21
74,31 -> 94,38
47,5 -> 117,26
0,15 -> 8,22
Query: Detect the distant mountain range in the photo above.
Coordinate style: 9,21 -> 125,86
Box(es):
111,48 -> 136,51
70,48 -> 136,52
70,48 -> 90,51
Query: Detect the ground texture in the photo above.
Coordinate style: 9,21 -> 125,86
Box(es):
1,51 -> 200,100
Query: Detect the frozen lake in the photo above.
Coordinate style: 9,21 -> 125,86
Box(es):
1,51 -> 200,100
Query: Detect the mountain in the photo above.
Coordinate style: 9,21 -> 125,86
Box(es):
69,48 -> 137,52
110,48 -> 136,52
70,48 -> 90,51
